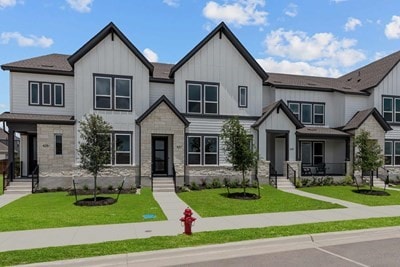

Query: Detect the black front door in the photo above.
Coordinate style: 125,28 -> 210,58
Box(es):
152,136 -> 168,176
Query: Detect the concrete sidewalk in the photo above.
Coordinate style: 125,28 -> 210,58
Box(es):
0,193 -> 30,208
152,192 -> 201,220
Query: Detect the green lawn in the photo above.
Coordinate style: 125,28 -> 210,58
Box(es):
0,188 -> 166,232
2,216 -> 400,266
301,185 -> 400,206
178,186 -> 343,217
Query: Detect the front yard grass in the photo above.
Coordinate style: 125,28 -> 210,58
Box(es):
0,188 -> 166,232
2,216 -> 400,266
300,185 -> 400,206
178,186 -> 343,217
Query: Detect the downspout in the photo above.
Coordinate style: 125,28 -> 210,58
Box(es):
137,122 -> 141,188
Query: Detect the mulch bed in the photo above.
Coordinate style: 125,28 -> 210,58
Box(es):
74,196 -> 117,206
226,192 -> 261,200
352,189 -> 390,196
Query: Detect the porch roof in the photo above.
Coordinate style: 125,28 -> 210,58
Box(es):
342,108 -> 392,132
296,127 -> 350,137
0,112 -> 75,125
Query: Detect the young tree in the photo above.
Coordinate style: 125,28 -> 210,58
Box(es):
353,129 -> 384,191
78,114 -> 112,201
221,117 -> 258,195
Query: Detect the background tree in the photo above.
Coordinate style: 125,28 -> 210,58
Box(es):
221,117 -> 258,196
353,129 -> 384,191
78,114 -> 112,201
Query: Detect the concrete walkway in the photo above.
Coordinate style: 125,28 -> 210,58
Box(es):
1,188 -> 400,253
152,192 -> 201,220
0,193 -> 30,208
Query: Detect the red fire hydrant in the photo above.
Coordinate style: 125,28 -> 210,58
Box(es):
180,207 -> 196,235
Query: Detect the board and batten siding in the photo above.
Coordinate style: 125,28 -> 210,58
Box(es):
174,32 -> 263,116
344,94 -> 369,125
274,89 -> 343,128
10,72 -> 74,115
149,82 -> 174,105
256,109 -> 297,162
73,33 -> 150,166
186,117 -> 257,165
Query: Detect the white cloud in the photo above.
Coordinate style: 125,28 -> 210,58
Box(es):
330,0 -> 347,3
66,0 -> 93,13
203,0 -> 268,27
264,28 -> 365,68
0,0 -> 16,9
1,32 -> 53,48
284,3 -> 297,18
344,17 -> 362,31
257,57 -> 342,77
385,15 -> 400,39
143,48 -> 158,62
163,0 -> 179,7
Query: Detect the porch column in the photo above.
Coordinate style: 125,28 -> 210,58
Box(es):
7,128 -> 15,181
345,137 -> 350,161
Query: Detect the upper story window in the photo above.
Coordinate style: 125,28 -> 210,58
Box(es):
187,82 -> 219,115
384,140 -> 400,165
29,82 -> 64,107
94,74 -> 132,111
288,101 -> 325,125
382,96 -> 400,123
238,86 -> 248,108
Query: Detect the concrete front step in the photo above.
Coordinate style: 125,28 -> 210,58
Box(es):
153,177 -> 175,192
276,178 -> 296,189
5,181 -> 32,194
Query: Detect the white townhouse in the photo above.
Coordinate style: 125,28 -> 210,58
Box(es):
0,22 -> 398,190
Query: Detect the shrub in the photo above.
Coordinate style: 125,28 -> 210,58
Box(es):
96,186 -> 102,191
56,187 -> 64,192
42,187 -> 49,193
231,179 -> 241,188
107,185 -> 114,191
83,184 -> 89,191
190,181 -> 200,191
211,178 -> 222,188
341,175 -> 354,185
223,178 -> 231,187
200,178 -> 208,188
295,179 -> 303,188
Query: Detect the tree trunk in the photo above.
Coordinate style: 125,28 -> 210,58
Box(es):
242,170 -> 246,195
94,174 -> 97,202
369,170 -> 373,191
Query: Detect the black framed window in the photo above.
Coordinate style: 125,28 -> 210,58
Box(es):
187,135 -> 219,165
29,81 -> 64,107
186,82 -> 219,115
94,74 -> 132,111
301,141 -> 324,166
187,136 -> 201,165
55,134 -> 62,155
385,140 -> 400,165
288,101 -> 325,125
204,136 -> 218,165
238,86 -> 248,108
115,134 -> 131,164
382,96 -> 400,123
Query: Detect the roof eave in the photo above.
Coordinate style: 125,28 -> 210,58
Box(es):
1,66 -> 74,76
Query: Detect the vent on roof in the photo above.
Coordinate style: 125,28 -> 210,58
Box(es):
273,80 -> 282,83
347,77 -> 352,81
307,83 -> 317,86
41,64 -> 54,68
306,128 -> 317,131
357,79 -> 361,82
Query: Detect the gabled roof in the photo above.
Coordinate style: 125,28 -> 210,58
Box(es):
169,22 -> 268,81
338,51 -> 400,91
342,108 -> 392,132
136,95 -> 190,126
68,22 -> 154,75
266,73 -> 367,95
1,54 -> 73,76
252,100 -> 303,128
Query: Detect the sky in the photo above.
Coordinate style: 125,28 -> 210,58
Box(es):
0,0 -> 400,114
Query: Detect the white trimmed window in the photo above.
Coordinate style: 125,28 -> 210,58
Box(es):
301,141 -> 324,166
382,96 -> 400,123
288,101 -> 325,125
95,77 -> 112,110
30,82 -> 40,105
54,84 -> 63,106
42,83 -> 52,106
385,140 -> 400,165
238,86 -> 248,108
115,78 -> 131,110
187,82 -> 219,115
